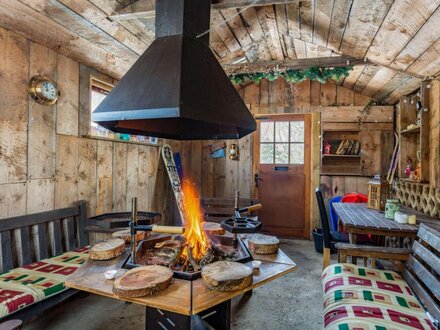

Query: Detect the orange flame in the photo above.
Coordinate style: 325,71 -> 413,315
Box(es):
181,179 -> 208,261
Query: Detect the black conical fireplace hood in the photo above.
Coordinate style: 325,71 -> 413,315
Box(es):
92,0 -> 256,140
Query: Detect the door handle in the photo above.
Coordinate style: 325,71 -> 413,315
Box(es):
254,174 -> 263,188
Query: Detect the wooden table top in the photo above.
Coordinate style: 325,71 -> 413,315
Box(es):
334,203 -> 419,233
65,242 -> 297,316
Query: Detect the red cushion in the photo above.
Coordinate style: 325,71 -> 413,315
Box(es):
341,193 -> 368,203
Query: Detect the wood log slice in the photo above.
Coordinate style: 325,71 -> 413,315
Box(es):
203,222 -> 225,235
113,265 -> 173,298
89,238 -> 125,260
248,234 -> 280,255
112,229 -> 146,243
201,261 -> 253,292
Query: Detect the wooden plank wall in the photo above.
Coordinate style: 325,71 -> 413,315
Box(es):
429,80 -> 440,188
0,27 -> 175,236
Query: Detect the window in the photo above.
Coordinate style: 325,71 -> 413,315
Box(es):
260,120 -> 304,164
90,77 -> 158,144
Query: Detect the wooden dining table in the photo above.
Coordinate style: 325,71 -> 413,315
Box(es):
333,202 -> 438,245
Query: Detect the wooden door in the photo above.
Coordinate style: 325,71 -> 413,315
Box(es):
253,114 -> 311,238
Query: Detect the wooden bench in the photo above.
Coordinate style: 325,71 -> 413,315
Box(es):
322,222 -> 440,329
0,201 -> 88,321
201,197 -> 259,223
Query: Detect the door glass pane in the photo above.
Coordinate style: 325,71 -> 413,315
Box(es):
260,143 -> 274,164
275,143 -> 289,164
290,144 -> 304,164
275,121 -> 289,142
260,122 -> 274,142
290,121 -> 304,142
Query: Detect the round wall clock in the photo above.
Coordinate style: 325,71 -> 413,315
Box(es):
28,75 -> 59,105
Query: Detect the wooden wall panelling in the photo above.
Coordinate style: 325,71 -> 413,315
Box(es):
310,112 -> 321,230
28,42 -> 57,180
189,141 -> 203,192
125,144 -> 139,208
429,80 -> 440,187
26,179 -> 55,214
57,54 -> 79,136
336,86 -> 354,106
137,145 -> 149,211
78,138 -> 97,217
295,80 -> 311,113
113,143 -> 128,212
321,106 -> 393,123
0,183 -> 27,218
201,141 -> 215,198
55,135 -> 78,208
238,135 -> 252,198
309,81 -> 320,109
146,147 -> 159,212
320,83 -> 337,106
0,29 -> 29,184
96,140 -> 113,215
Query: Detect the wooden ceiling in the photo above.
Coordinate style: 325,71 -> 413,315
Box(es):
1,0 -> 439,104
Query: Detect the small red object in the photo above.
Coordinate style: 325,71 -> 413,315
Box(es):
341,193 -> 368,203
324,141 -> 331,155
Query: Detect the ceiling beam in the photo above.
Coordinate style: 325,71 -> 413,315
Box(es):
223,56 -> 366,74
109,0 -> 308,21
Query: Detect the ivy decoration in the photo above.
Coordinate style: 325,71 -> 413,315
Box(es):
229,66 -> 353,85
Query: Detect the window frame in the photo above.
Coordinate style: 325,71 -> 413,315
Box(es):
86,75 -> 158,146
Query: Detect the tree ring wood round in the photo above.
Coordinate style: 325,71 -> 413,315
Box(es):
248,234 -> 280,255
203,222 -> 225,235
112,229 -> 146,243
201,261 -> 253,291
89,238 -> 125,260
113,265 -> 173,298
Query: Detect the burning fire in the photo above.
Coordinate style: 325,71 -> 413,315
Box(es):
181,179 -> 208,261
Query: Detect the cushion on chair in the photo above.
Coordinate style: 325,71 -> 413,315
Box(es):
0,247 -> 89,318
322,263 -> 435,330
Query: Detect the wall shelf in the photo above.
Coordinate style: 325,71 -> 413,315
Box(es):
322,154 -> 361,158
401,126 -> 420,134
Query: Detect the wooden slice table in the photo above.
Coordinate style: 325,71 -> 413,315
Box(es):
65,239 -> 297,330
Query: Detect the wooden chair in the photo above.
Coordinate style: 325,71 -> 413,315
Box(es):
315,188 -> 333,270
201,197 -> 259,223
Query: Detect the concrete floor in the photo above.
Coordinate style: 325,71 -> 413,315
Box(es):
25,239 -> 327,330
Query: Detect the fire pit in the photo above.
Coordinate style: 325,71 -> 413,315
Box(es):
128,234 -> 252,280
126,180 -> 255,280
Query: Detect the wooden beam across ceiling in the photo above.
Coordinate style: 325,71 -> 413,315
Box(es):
110,0 -> 309,21
223,56 -> 366,74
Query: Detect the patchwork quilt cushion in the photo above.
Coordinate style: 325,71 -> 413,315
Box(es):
322,263 -> 435,330
0,246 -> 89,318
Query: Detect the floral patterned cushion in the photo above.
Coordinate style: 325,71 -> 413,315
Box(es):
322,263 -> 435,330
0,247 -> 89,318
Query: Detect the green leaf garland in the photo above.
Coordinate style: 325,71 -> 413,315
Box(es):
229,66 -> 353,85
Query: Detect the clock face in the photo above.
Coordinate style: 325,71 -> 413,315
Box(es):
40,81 -> 57,100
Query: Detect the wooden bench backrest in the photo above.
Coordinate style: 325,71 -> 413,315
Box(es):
201,197 -> 259,223
0,201 -> 88,273
404,223 -> 440,321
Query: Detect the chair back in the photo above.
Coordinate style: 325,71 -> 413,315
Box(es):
403,223 -> 440,322
315,187 -> 331,249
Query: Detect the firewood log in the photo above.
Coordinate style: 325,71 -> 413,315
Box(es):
203,222 -> 225,235
248,234 -> 280,255
113,266 -> 173,298
89,238 -> 125,260
202,261 -> 253,291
